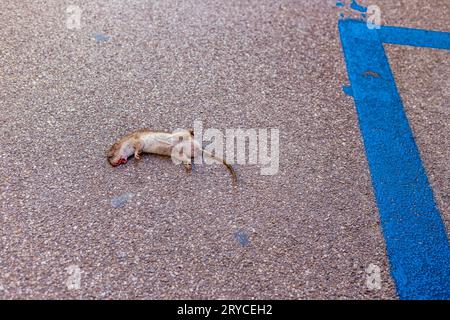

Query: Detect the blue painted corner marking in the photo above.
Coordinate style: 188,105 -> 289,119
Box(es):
338,19 -> 450,299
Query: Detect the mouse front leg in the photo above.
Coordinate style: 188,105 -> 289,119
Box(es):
133,141 -> 143,160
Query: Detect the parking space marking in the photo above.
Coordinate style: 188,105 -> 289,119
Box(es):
339,19 -> 450,299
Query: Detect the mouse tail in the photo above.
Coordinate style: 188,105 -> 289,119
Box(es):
202,149 -> 237,185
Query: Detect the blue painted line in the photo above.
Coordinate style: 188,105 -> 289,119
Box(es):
379,25 -> 450,50
338,19 -> 450,299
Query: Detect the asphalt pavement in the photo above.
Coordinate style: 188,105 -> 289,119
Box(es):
0,0 -> 448,299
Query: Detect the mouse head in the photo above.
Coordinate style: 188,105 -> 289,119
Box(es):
107,139 -> 135,167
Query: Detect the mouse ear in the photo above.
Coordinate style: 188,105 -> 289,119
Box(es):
107,147 -> 114,158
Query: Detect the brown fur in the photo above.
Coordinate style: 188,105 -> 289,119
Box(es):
107,129 -> 151,162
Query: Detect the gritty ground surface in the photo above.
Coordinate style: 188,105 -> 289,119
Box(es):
0,0 -> 448,299
386,46 -> 450,235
